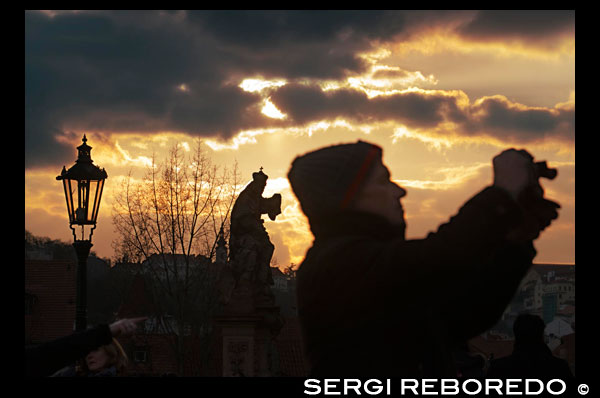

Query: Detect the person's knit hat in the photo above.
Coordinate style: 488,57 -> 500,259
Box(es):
287,140 -> 383,220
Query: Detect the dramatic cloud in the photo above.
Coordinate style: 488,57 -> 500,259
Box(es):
25,10 -> 574,169
456,10 -> 575,44
25,10 -> 270,167
25,10 -> 575,265
467,95 -> 575,142
271,84 -> 462,126
270,84 -> 574,143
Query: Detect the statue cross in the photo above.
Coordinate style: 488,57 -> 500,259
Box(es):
260,166 -> 263,172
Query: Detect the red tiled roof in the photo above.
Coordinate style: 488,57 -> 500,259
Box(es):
25,259 -> 77,343
275,316 -> 310,376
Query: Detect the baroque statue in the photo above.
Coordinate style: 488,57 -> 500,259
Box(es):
229,168 -> 281,305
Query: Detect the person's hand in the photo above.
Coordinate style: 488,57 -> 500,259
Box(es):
493,149 -> 558,201
506,189 -> 561,242
493,149 -> 561,242
493,149 -> 538,200
109,317 -> 148,337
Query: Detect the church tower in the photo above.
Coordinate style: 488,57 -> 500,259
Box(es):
216,225 -> 228,264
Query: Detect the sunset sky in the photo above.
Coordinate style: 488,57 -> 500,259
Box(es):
25,10 -> 575,267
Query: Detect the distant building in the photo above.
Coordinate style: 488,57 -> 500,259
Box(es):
493,264 -> 575,334
25,259 -> 76,344
116,273 -> 184,376
114,257 -> 228,376
25,247 -> 53,261
477,264 -> 576,374
142,253 -> 211,282
215,226 -> 228,265
544,280 -> 575,305
271,267 -> 288,292
519,272 -> 544,311
111,257 -> 309,376
542,293 -> 559,324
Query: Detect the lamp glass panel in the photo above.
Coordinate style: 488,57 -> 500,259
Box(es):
65,179 -> 76,224
76,180 -> 88,223
91,179 -> 104,223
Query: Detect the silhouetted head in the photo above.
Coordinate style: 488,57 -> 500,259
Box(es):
246,168 -> 268,195
287,140 -> 406,226
253,168 -> 268,185
513,314 -> 546,346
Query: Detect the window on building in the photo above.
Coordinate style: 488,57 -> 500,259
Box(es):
133,350 -> 148,363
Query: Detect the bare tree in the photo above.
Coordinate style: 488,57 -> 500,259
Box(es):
112,141 -> 239,375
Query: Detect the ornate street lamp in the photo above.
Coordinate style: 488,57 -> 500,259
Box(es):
56,135 -> 107,331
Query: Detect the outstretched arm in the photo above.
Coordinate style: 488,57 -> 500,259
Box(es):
398,149 -> 558,341
327,149 -> 558,331
25,317 -> 146,377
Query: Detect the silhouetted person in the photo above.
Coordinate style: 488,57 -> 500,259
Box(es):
25,317 -> 146,377
486,314 -> 573,381
287,141 -> 559,377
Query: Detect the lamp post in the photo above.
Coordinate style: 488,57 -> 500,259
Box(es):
56,135 -> 107,332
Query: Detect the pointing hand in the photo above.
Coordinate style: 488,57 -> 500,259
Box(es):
109,317 -> 148,337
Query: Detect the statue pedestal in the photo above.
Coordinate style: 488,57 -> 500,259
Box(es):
215,280 -> 284,377
217,315 -> 260,376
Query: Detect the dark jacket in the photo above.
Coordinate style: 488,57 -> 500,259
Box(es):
296,186 -> 536,377
486,342 -> 574,381
52,365 -> 118,377
25,324 -> 113,377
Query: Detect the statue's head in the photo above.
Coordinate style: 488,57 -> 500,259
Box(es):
251,168 -> 268,192
253,169 -> 268,182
